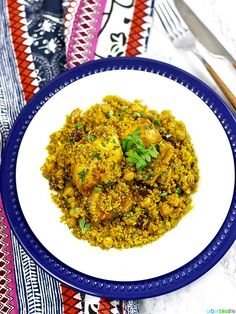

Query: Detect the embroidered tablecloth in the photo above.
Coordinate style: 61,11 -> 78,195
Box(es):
0,0 -> 154,313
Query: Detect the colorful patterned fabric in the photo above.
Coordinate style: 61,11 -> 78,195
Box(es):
0,0 -> 154,313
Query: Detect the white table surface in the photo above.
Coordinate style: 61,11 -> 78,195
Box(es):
140,0 -> 236,313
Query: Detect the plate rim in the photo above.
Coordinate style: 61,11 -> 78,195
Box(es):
1,56 -> 236,299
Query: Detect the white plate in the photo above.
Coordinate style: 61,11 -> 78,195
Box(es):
16,67 -> 234,281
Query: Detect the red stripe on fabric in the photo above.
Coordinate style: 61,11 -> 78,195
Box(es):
0,198 -> 19,314
125,0 -> 148,56
98,298 -> 116,314
61,284 -> 83,313
7,0 -> 38,103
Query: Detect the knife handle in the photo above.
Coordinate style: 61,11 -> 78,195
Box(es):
233,62 -> 236,70
206,63 -> 236,111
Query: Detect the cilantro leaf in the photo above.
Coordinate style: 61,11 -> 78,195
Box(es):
153,118 -> 161,126
76,122 -> 84,130
108,109 -> 114,118
87,134 -> 96,141
78,218 -> 91,234
120,106 -> 127,116
160,191 -> 168,197
122,128 -> 159,171
92,151 -> 100,159
143,152 -> 151,163
121,136 -> 133,151
121,128 -> 140,151
136,158 -> 147,171
78,168 -> 89,183
143,171 -> 154,180
126,150 -> 140,165
94,185 -> 103,193
176,187 -> 183,195
132,127 -> 141,138
147,145 -> 158,158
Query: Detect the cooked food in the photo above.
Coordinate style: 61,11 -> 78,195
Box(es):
41,95 -> 199,249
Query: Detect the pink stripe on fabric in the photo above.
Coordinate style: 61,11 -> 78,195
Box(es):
88,0 -> 107,61
67,0 -> 107,66
0,197 -> 19,313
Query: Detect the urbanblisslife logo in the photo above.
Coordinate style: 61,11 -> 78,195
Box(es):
206,309 -> 236,313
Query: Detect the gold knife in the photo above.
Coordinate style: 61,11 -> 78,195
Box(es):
174,0 -> 236,69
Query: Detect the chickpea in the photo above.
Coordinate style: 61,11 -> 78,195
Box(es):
64,186 -> 75,198
67,217 -> 77,228
102,106 -> 111,114
103,237 -> 113,249
158,167 -> 172,187
141,128 -> 162,146
132,104 -> 143,111
168,121 -> 176,130
160,203 -> 172,217
123,171 -> 135,181
70,108 -> 82,123
182,172 -> 196,194
56,144 -> 64,152
176,128 -> 186,141
160,110 -> 171,121
141,197 -> 152,209
150,209 -> 159,218
69,207 -> 80,218
55,168 -> 64,179
148,223 -> 155,235
68,197 -> 77,209
167,194 -> 179,207
124,218 -> 134,226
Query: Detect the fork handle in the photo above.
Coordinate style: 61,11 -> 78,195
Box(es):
205,63 -> 236,111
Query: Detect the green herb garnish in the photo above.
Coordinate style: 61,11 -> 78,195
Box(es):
146,145 -> 158,158
92,151 -> 100,159
73,207 -> 80,212
143,170 -> 154,180
126,151 -> 147,171
78,168 -> 89,183
123,212 -> 132,219
120,106 -> 127,116
132,112 -> 145,118
76,122 -> 84,130
153,118 -> 161,126
87,134 -> 96,141
94,185 -> 103,193
107,180 -> 115,187
121,128 -> 141,151
121,128 -> 159,171
108,109 -> 114,118
160,191 -> 168,197
176,187 -> 183,195
78,218 -> 91,234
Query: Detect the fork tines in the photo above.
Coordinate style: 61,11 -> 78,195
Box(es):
155,0 -> 188,40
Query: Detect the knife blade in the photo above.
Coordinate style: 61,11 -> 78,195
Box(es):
173,0 -> 236,68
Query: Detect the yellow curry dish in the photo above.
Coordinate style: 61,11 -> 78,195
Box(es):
41,95 -> 199,250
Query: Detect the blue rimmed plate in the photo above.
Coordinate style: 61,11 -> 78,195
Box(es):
1,57 -> 236,299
